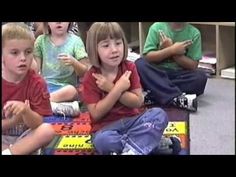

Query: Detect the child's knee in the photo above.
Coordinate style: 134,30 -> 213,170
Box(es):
194,70 -> 208,95
36,123 -> 55,142
195,70 -> 208,84
142,108 -> 168,128
135,57 -> 146,70
93,131 -> 111,148
93,131 -> 118,153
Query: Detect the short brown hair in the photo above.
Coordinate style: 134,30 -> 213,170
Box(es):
86,22 -> 128,68
2,22 -> 35,47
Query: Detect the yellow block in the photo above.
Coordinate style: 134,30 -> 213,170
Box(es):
56,135 -> 93,149
163,122 -> 187,135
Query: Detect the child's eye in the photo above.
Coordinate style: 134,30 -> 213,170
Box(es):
115,39 -> 123,45
10,50 -> 18,55
116,42 -> 122,45
102,44 -> 109,48
25,49 -> 33,55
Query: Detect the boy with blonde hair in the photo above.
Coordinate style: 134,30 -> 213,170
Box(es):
2,23 -> 55,155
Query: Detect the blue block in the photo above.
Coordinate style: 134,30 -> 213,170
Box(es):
44,116 -> 74,123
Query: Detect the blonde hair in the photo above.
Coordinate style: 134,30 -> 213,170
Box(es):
43,22 -> 73,34
86,22 -> 128,68
2,22 -> 35,47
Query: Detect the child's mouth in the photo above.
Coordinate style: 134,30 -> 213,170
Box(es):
18,64 -> 27,69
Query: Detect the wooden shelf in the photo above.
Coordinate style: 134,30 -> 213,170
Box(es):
190,22 -> 235,26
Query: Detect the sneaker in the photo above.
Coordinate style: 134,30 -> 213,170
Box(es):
172,93 -> 197,112
143,90 -> 155,106
121,143 -> 141,155
51,101 -> 80,117
110,152 -> 118,155
151,135 -> 181,155
121,149 -> 137,155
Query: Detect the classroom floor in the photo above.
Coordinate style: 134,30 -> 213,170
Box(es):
190,77 -> 235,155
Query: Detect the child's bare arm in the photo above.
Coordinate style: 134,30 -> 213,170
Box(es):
73,57 -> 89,77
58,54 -> 88,77
173,55 -> 199,70
92,72 -> 143,108
88,71 -> 132,121
87,85 -> 124,122
118,88 -> 144,108
3,100 -> 43,129
2,115 -> 22,132
144,47 -> 174,63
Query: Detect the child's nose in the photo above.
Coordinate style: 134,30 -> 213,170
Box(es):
19,53 -> 26,61
111,45 -> 118,52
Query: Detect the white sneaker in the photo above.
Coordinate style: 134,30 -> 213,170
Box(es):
173,93 -> 197,112
121,143 -> 141,155
51,101 -> 80,117
110,152 -> 118,155
121,149 -> 137,155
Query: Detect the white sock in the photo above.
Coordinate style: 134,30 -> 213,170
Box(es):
2,148 -> 12,155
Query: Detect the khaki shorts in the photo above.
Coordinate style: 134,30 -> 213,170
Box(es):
2,129 -> 41,155
2,129 -> 32,146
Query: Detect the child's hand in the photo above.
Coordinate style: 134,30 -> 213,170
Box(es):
3,100 -> 30,118
58,53 -> 76,66
92,73 -> 114,92
159,30 -> 173,49
171,40 -> 192,55
115,71 -> 132,92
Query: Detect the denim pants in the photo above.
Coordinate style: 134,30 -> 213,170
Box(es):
135,57 -> 208,105
92,108 -> 168,155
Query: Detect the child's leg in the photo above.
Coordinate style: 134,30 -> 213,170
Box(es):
93,118 -> 131,155
2,135 -> 18,154
122,108 -> 168,155
92,118 -> 137,155
169,69 -> 208,96
2,144 -> 9,150
93,108 -> 168,155
50,85 -> 78,102
93,130 -> 124,155
9,123 -> 55,155
135,58 -> 182,105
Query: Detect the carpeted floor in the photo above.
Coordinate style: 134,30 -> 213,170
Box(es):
190,78 -> 235,155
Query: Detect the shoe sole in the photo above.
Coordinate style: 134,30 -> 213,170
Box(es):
187,98 -> 197,112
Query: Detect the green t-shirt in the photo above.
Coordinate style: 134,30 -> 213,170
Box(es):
34,33 -> 88,86
143,22 -> 202,70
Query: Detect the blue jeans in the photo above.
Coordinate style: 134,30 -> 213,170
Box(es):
135,57 -> 208,105
92,108 -> 168,155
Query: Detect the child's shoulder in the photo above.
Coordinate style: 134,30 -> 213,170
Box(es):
28,70 -> 47,85
187,24 -> 201,34
122,60 -> 136,69
35,34 -> 48,42
151,22 -> 167,29
68,33 -> 83,42
85,66 -> 99,77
